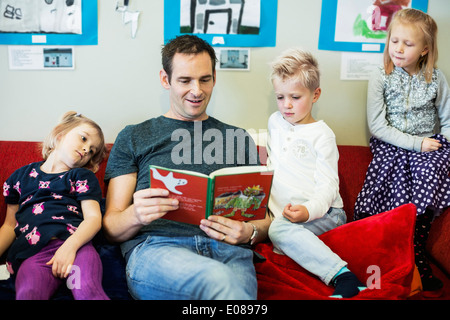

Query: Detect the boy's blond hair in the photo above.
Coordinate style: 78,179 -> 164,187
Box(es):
270,49 -> 320,91
384,8 -> 438,82
42,111 -> 107,172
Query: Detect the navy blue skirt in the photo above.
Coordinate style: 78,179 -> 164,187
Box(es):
354,134 -> 450,220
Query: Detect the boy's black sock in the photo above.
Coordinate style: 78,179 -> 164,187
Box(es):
330,271 -> 366,298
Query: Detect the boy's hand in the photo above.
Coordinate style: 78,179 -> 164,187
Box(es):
282,204 -> 309,223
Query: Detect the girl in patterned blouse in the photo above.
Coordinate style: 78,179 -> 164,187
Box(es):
0,111 -> 109,299
355,8 -> 450,294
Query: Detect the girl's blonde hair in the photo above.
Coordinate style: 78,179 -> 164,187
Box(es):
384,8 -> 438,82
270,48 -> 320,91
42,111 -> 107,172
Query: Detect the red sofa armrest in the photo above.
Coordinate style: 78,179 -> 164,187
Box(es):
0,141 -> 43,225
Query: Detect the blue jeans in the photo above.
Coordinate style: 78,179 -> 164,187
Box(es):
268,207 -> 347,285
125,235 -> 257,300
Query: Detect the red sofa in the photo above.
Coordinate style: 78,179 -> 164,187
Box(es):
0,140 -> 449,300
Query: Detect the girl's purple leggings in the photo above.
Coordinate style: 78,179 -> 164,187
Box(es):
15,239 -> 109,300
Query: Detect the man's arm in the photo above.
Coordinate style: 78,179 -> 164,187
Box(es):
103,172 -> 179,243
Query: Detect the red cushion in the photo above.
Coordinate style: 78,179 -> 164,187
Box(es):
254,203 -> 416,299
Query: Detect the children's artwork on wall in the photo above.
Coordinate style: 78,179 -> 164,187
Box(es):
180,0 -> 260,35
115,0 -> 140,39
164,0 -> 277,47
0,0 -> 98,45
215,47 -> 250,71
318,0 -> 428,53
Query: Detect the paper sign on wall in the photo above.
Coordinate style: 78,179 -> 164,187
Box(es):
9,46 -> 74,70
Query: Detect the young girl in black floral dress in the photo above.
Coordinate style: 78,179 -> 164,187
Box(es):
0,111 -> 109,299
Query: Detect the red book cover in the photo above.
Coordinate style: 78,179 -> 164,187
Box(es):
149,166 -> 211,225
149,165 -> 273,225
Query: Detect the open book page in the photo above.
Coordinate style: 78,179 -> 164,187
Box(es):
211,168 -> 273,221
149,165 -> 273,224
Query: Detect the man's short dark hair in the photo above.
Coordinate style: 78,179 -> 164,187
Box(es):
162,35 -> 217,83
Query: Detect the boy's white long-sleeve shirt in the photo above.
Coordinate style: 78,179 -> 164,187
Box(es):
267,112 -> 343,222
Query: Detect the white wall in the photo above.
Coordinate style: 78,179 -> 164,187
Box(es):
1,0 -> 449,145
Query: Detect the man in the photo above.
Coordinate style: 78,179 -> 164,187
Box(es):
103,35 -> 270,300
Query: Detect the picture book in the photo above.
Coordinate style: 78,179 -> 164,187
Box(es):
149,165 -> 274,225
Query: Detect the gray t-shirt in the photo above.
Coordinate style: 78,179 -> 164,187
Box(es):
105,115 -> 259,257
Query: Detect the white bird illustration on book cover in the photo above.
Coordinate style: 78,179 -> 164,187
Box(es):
150,168 -> 188,195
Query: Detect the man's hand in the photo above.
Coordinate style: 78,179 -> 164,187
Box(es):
199,215 -> 254,245
103,171 -> 180,243
132,188 -> 179,225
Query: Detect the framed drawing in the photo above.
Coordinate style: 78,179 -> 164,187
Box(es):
164,0 -> 277,47
215,47 -> 250,71
0,0 -> 98,45
318,0 -> 429,53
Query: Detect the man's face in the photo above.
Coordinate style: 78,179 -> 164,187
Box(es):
161,52 -> 216,121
